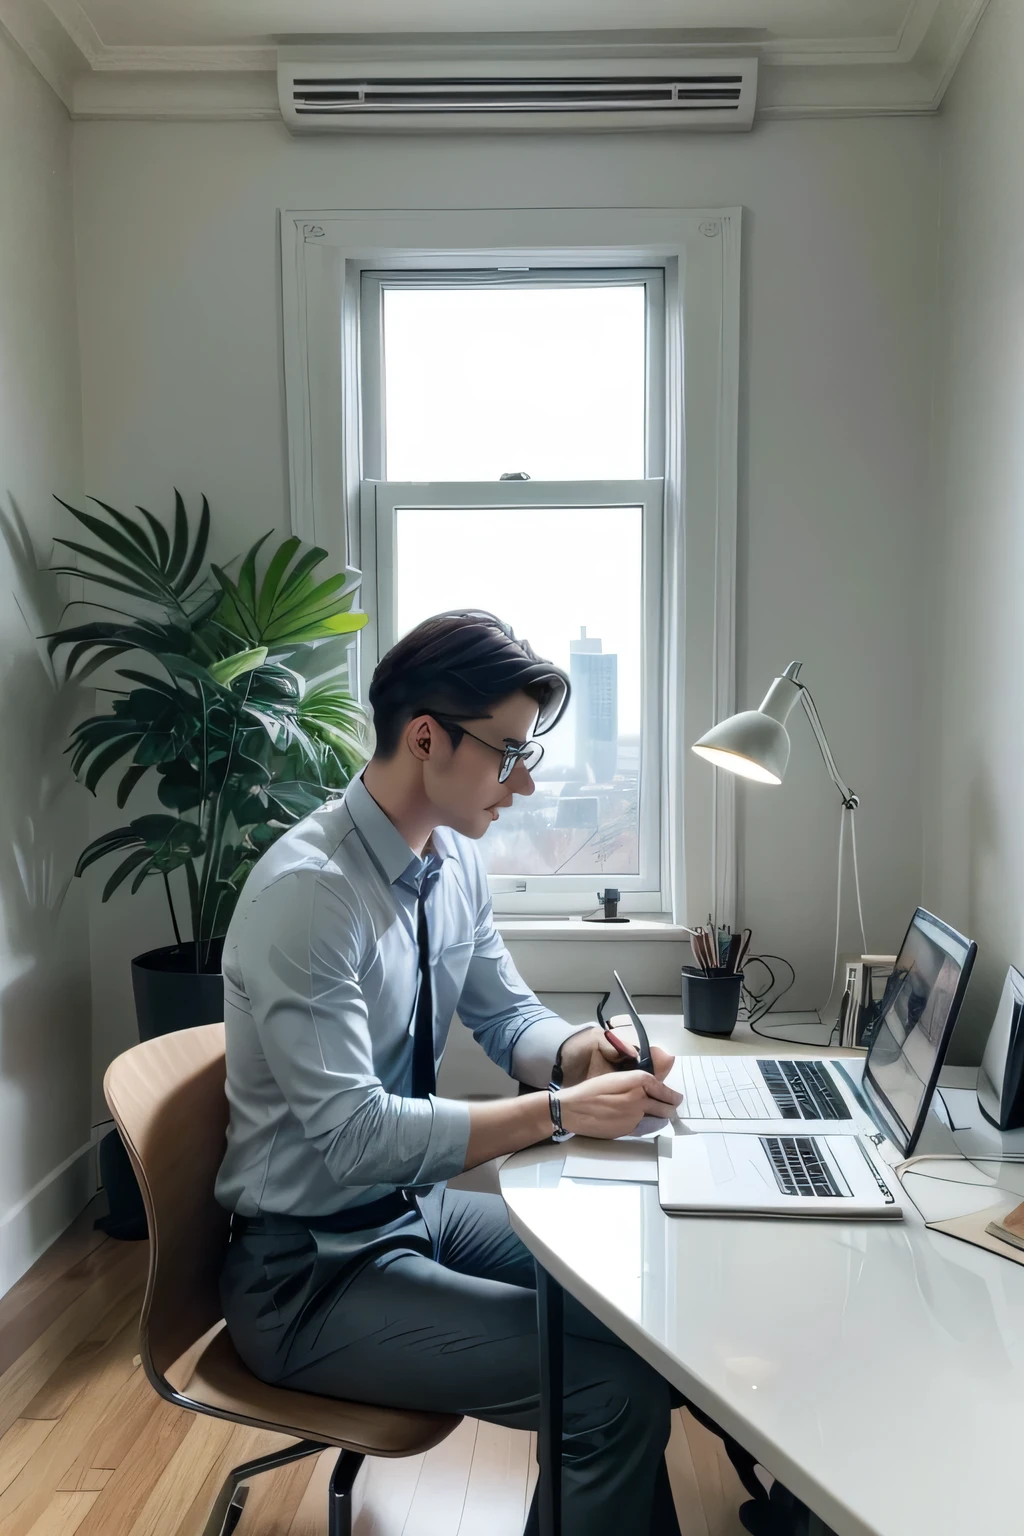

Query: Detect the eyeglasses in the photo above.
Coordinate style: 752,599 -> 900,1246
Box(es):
434,717 -> 545,784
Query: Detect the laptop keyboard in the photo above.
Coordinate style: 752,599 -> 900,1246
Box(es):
758,1060 -> 851,1121
761,1136 -> 844,1198
681,1057 -> 852,1121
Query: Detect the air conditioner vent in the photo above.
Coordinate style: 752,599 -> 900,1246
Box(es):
278,54 -> 757,132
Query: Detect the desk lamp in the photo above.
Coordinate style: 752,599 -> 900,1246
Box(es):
692,662 -> 858,810
692,660 -> 867,984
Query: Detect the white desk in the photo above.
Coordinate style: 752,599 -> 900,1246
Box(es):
500,1013 -> 1024,1536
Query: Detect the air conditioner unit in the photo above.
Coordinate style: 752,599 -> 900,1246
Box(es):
277,49 -> 757,134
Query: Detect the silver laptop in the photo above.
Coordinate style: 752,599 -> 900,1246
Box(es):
657,1127 -> 903,1219
619,908 -> 976,1219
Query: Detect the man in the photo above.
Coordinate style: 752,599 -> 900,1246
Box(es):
216,609 -> 684,1536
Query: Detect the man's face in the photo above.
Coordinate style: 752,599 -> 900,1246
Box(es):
419,689 -> 539,839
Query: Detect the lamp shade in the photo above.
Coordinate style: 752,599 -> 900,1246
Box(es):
692,668 -> 804,785
692,711 -> 790,784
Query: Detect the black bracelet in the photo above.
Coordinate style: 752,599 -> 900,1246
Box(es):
547,1084 -> 573,1143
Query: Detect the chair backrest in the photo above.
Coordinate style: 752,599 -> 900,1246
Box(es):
104,1022 -> 230,1380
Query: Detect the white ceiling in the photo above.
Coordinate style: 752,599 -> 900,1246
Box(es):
0,0 -> 991,119
64,0 -> 919,52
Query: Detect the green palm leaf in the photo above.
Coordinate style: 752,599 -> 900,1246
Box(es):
214,536 -> 367,650
52,492 -> 215,611
56,493 -> 368,952
209,648 -> 269,687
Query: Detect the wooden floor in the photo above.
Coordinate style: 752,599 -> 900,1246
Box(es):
0,1200 -> 747,1536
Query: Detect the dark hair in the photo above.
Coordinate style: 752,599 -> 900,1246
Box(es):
369,609 -> 570,760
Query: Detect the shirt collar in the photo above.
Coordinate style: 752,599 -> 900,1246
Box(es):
344,772 -> 457,891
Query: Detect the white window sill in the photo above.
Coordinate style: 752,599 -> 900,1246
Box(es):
496,916 -> 688,942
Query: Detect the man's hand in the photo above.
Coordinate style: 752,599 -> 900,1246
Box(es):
556,1019 -> 675,1086
559,1069 -> 682,1139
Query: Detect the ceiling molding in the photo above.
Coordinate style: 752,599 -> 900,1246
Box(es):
86,43 -> 276,73
72,69 -> 279,119
0,0 -> 89,106
0,0 -> 992,121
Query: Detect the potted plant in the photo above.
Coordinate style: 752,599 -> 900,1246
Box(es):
47,491 -> 370,1037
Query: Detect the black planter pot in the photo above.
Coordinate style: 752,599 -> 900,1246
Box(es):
131,938 -> 225,1041
98,940 -> 225,1240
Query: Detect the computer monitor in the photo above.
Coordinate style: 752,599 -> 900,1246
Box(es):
862,908 -> 977,1156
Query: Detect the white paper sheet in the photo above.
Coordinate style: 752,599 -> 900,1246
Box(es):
562,1140 -> 660,1184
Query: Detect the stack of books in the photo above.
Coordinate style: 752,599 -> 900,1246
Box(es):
836,955 -> 897,1048
986,1200 -> 1024,1252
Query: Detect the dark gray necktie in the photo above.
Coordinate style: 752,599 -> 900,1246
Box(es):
411,886 -> 436,1098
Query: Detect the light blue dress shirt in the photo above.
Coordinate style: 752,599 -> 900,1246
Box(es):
215,773 -> 581,1218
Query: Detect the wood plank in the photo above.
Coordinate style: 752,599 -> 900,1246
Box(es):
0,1315 -> 144,1536
455,1420 -> 532,1536
62,1471 -> 111,1495
120,1419 -> 266,1536
233,1444 -> 319,1536
399,1418 -> 478,1536
287,1450 -> 338,1536
0,1202 -> 108,1366
0,1236 -> 134,1385
666,1409 -> 711,1536
682,1407 -> 746,1536
56,1365 -> 160,1486
21,1342 -> 106,1423
23,1285 -> 142,1423
524,1430 -> 538,1528
0,1245 -> 144,1443
70,1396 -> 192,1534
710,1436 -> 748,1536
22,1491 -> 98,1536
0,1424 -> 56,1500
172,1425 -> 280,1536
350,1448 -> 425,1536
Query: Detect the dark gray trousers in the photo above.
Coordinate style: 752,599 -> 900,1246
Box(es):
221,1187 -> 682,1536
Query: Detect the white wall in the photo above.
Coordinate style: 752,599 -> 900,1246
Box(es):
924,0 -> 1024,1060
71,115 -> 940,1085
0,29 -> 93,1289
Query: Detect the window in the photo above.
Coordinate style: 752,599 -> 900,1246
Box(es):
360,269 -> 665,910
281,206 -> 741,928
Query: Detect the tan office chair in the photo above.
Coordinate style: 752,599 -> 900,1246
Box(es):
104,1022 -> 460,1536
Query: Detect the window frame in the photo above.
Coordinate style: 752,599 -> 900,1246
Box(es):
279,205 -> 742,930
362,477 -> 665,912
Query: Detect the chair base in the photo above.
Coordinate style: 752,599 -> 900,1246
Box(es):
329,1447 -> 366,1536
200,1438 -> 367,1536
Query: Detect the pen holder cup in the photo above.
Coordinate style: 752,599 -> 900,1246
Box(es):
681,968 -> 743,1038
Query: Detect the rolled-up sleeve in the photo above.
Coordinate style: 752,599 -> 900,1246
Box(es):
455,865 -> 590,1088
247,873 -> 471,1189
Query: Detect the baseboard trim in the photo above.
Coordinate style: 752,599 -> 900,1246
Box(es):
0,1139 -> 96,1299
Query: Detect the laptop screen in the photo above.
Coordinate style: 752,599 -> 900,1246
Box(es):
862,908 -> 976,1156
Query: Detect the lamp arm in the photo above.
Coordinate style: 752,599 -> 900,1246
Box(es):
797,686 -> 859,810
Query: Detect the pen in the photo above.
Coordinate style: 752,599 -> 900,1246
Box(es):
604,1029 -> 640,1063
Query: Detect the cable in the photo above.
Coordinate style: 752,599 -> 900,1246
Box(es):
819,801 -> 871,1037
738,954 -> 798,1039
894,1151 -> 1024,1224
850,809 -> 868,955
829,811 -> 847,1026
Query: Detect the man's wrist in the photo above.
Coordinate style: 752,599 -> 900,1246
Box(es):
546,1085 -> 574,1142
527,1086 -> 558,1143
